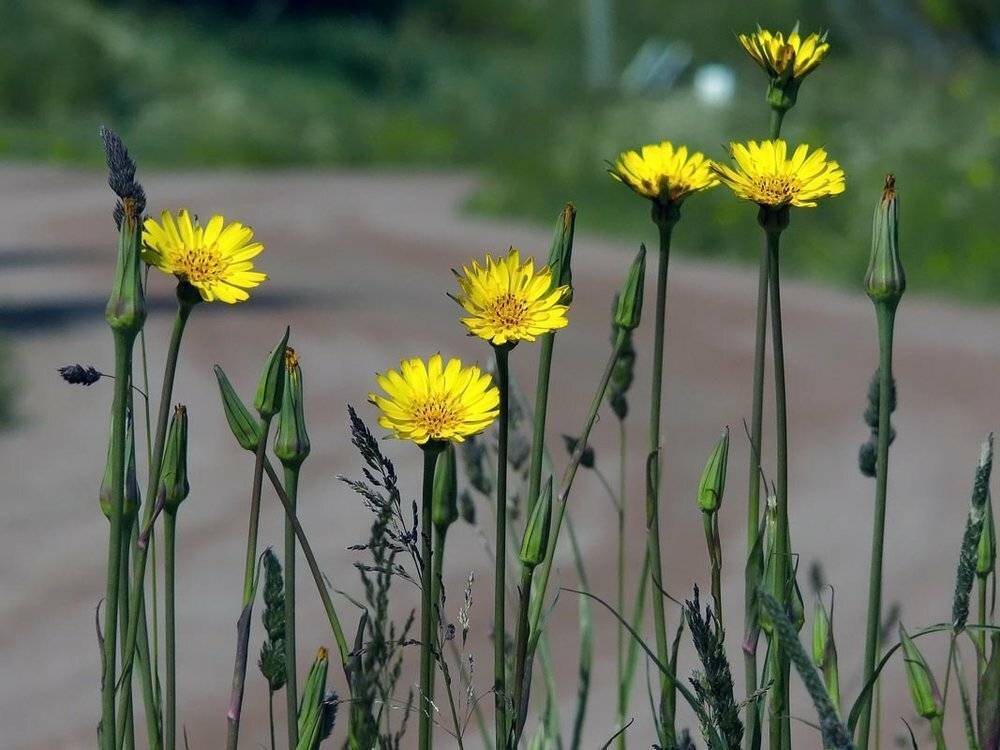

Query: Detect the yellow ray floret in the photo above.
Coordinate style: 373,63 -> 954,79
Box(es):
453,248 -> 569,346
609,142 -> 718,203
142,209 -> 267,304
738,27 -> 830,80
369,354 -> 500,445
712,140 -> 845,208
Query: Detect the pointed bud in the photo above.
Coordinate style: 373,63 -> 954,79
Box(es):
160,405 -> 190,513
614,245 -> 646,331
298,647 -> 330,740
697,427 -> 729,513
608,293 -> 636,420
519,477 -> 553,568
254,327 -> 289,419
812,595 -> 841,713
124,414 -> 141,518
432,444 -> 459,531
105,217 -> 146,337
899,624 -> 943,720
865,175 -> 905,306
978,496 -> 996,579
274,347 -> 311,468
546,204 -> 576,304
215,365 -> 263,452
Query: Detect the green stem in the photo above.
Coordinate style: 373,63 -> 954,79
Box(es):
526,333 -> 556,516
118,518 -> 136,750
116,299 -> 193,747
432,524 -> 465,750
764,221 -> 790,750
268,690 -> 276,750
262,458 -> 350,674
930,716 -> 948,750
616,418 -> 628,750
978,575 -> 988,672
768,108 -> 786,141
704,513 -> 723,625
132,529 -> 162,750
620,545 -> 650,737
511,566 -> 535,744
283,465 -> 300,750
419,446 -> 442,750
857,302 -> 897,750
102,332 -> 134,750
164,512 -> 177,750
493,345 -> 511,747
647,215 -> 676,744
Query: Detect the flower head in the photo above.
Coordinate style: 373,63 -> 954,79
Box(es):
369,354 -> 500,445
712,140 -> 845,208
142,209 -> 266,303
609,142 -> 718,205
453,249 -> 569,346
739,27 -> 830,81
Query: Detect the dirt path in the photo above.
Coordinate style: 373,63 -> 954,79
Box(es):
1,166 -> 997,749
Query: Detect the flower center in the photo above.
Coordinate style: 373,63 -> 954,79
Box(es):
754,175 -> 800,206
413,395 -> 461,437
487,292 -> 529,330
175,244 -> 225,283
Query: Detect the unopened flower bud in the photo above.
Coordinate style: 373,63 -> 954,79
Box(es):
432,444 -> 459,531
978,496 -> 996,579
865,175 -> 905,307
99,413 -> 141,519
215,365 -> 263,452
105,218 -> 146,337
812,595 -> 841,712
254,327 -> 289,419
274,347 -> 311,468
519,478 -> 553,568
546,204 -> 576,304
608,293 -> 636,420
697,427 -> 729,513
160,405 -> 189,513
899,624 -> 943,720
298,647 -> 329,740
614,245 -> 646,331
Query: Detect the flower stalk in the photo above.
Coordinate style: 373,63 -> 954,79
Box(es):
419,442 -> 445,750
492,343 -> 511,746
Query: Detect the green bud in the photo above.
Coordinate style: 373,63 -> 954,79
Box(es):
697,427 -> 730,513
432,444 -> 459,530
899,624 -> 943,720
215,365 -> 263,452
978,495 -> 996,579
614,245 -> 646,331
608,293 -> 636,420
274,347 -> 311,468
865,175 -> 905,306
546,203 -> 576,304
254,327 -> 290,419
297,647 -> 329,741
791,574 -> 805,633
519,477 -> 553,568
812,595 -> 841,713
160,405 -> 190,513
100,413 -> 141,519
105,217 -> 146,337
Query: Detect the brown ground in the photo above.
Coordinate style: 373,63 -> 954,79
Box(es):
1,165 -> 997,749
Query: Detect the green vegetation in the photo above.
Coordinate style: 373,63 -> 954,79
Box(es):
5,0 -> 1000,300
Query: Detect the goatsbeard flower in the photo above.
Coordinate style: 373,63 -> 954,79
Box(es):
142,209 -> 266,303
609,142 -> 718,205
369,354 -> 500,445
712,140 -> 845,208
739,27 -> 830,81
453,249 -> 569,346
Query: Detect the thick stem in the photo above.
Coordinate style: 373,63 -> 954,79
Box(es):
857,303 -> 897,750
930,716 -> 948,750
493,346 -> 511,747
511,566 -> 535,742
164,512 -> 177,750
647,216 -> 675,743
978,576 -> 988,671
283,465 -> 300,750
765,224 -> 790,750
768,108 -> 786,140
419,447 -> 442,750
268,690 -> 276,750
116,300 -> 193,744
430,523 -> 448,731
118,518 -> 136,750
132,530 -> 162,750
526,333 -> 556,516
704,513 -> 723,625
616,419 -> 628,750
102,332 -> 134,750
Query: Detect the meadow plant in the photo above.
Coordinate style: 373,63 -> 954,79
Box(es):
78,20 -> 1000,750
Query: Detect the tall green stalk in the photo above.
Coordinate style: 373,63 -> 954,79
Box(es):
419,445 -> 443,750
493,345 -> 511,747
283,465 -> 300,748
647,207 -> 678,744
164,512 -> 178,750
118,519 -> 136,750
616,418 -> 628,750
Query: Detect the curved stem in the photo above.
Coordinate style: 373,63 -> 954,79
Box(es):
647,217 -> 675,744
164,512 -> 177,750
492,346 -> 510,747
857,303 -> 897,750
419,447 -> 441,750
283,465 -> 300,749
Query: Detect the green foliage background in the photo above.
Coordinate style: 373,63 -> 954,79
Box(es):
4,0 -> 999,301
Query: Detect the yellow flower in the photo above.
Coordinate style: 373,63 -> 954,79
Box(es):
739,27 -> 830,81
142,209 -> 266,304
453,249 -> 569,346
609,142 -> 718,204
712,140 -> 845,208
369,354 -> 500,445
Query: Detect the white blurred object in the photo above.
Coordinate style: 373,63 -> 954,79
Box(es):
693,64 -> 736,107
620,39 -> 692,94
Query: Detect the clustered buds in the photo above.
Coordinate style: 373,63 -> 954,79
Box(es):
258,549 -> 286,692
614,245 -> 646,331
865,175 -> 905,307
274,346 -> 311,468
160,405 -> 190,513
432,444 -> 459,531
519,478 -> 552,568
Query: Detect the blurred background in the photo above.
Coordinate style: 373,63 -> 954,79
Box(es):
2,0 -> 1000,748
